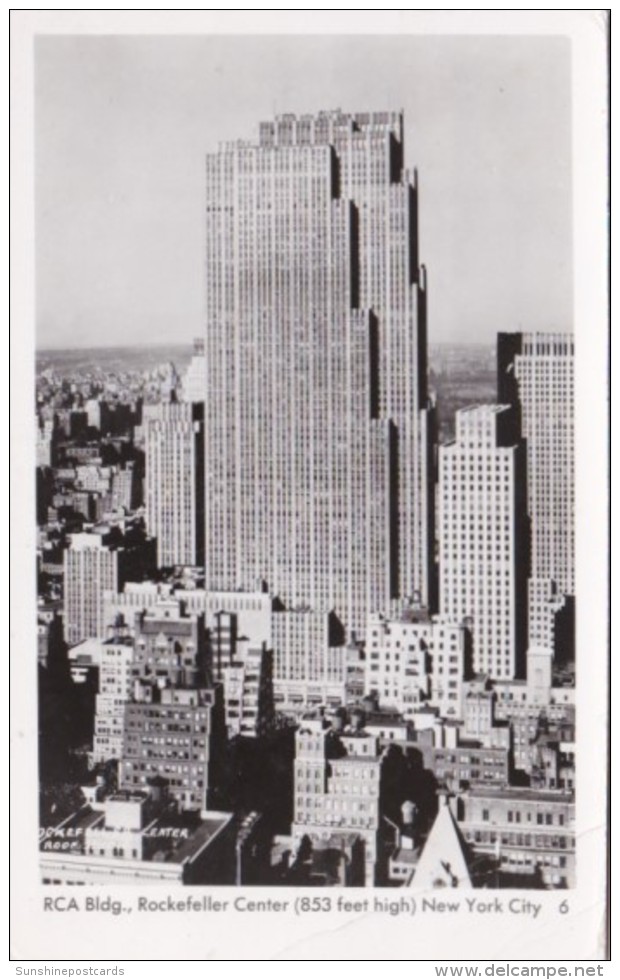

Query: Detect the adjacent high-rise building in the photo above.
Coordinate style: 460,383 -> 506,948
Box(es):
143,400 -> 205,568
497,332 -> 574,596
204,110 -> 434,636
438,405 -> 528,680
181,338 -> 207,404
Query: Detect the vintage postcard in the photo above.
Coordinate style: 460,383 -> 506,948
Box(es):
10,10 -> 609,964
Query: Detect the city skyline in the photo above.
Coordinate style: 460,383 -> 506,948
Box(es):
35,34 -> 573,350
33,102 -> 578,892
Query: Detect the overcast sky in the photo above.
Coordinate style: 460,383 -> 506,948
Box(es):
35,33 -> 572,349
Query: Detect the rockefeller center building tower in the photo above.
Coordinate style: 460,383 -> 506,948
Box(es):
204,111 -> 434,635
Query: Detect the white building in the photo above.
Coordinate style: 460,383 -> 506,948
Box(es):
40,791 -> 234,886
181,338 -> 207,404
291,714 -> 383,886
143,401 -> 204,568
365,609 -> 467,719
63,532 -> 120,645
218,640 -> 273,738
36,418 -> 55,467
498,332 -> 574,596
438,405 -> 528,681
204,111 -> 434,636
103,583 -> 273,650
272,609 -> 348,716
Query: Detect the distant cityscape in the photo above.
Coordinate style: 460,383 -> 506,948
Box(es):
36,341 -> 498,445
36,110 -> 574,890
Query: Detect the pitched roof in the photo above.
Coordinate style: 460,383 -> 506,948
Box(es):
409,797 -> 472,889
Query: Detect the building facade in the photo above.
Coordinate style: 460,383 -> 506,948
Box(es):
40,791 -> 235,885
456,786 -> 575,888
365,609 -> 467,719
203,110 -> 434,636
63,532 -> 121,645
291,713 -> 383,886
498,332 -> 574,596
272,609 -> 348,716
438,405 -> 528,680
119,686 -> 221,812
181,338 -> 207,404
217,640 -> 274,738
143,401 -> 205,568
91,635 -> 135,765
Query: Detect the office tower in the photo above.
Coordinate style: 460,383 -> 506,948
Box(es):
182,338 -> 207,404
271,609 -> 347,716
84,399 -> 102,430
438,405 -> 528,680
143,401 -> 205,568
120,687 -> 222,812
216,639 -> 274,738
457,786 -> 575,888
94,598 -> 209,766
108,463 -> 137,514
63,528 -> 156,645
63,532 -> 122,645
527,578 -> 571,652
204,111 -> 434,636
365,609 -> 467,719
497,333 -> 574,596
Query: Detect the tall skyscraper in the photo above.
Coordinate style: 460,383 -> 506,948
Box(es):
143,401 -> 205,568
438,405 -> 528,680
497,332 -> 574,596
64,532 -> 120,645
203,110 -> 434,636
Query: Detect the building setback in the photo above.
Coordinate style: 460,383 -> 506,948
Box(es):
438,405 -> 528,680
91,635 -> 135,765
203,110 -> 434,636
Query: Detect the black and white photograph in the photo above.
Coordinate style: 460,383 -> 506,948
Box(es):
11,10 -> 609,963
